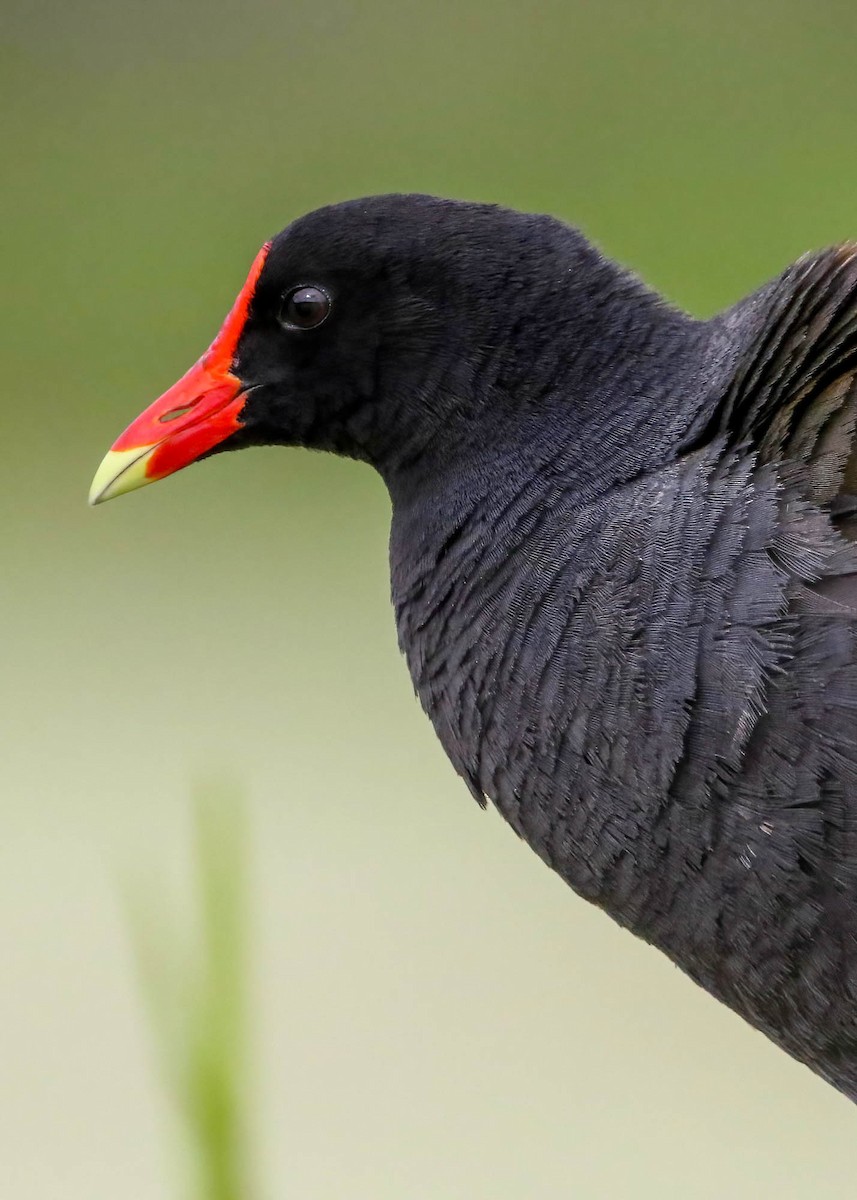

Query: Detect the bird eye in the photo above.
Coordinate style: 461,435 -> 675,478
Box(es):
279,285 -> 331,330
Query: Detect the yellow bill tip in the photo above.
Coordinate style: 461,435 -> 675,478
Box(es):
88,445 -> 159,506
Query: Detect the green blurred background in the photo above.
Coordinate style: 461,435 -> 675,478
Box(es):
4,1 -> 857,1195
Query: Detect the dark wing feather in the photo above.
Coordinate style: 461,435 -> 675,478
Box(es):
716,245 -> 857,611
718,244 -> 857,496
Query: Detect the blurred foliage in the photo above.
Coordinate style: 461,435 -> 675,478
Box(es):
126,786 -> 252,1200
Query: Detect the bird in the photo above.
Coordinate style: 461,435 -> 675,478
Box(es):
90,193 -> 857,1102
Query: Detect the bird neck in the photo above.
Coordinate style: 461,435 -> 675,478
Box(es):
387,307 -> 714,602
386,312 -> 735,898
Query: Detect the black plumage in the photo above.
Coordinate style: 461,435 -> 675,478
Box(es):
95,195 -> 857,1100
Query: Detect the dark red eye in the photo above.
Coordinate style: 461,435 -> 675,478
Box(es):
279,285 -> 331,330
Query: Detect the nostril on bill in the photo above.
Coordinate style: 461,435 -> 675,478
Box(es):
159,402 -> 199,423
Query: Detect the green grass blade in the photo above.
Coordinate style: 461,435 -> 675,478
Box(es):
124,783 -> 255,1200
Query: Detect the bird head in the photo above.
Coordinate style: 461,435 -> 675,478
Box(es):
89,193 -> 689,507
